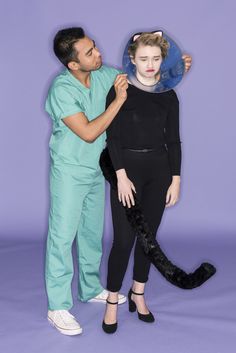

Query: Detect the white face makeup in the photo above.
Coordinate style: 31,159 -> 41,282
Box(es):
131,45 -> 163,86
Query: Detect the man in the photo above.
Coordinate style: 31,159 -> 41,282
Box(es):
45,27 -> 192,336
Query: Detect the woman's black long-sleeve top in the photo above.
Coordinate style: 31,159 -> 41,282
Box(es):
106,84 -> 182,175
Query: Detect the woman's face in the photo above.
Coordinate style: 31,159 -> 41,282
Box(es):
131,44 -> 163,80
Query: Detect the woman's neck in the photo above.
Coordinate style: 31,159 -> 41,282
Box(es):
136,72 -> 160,86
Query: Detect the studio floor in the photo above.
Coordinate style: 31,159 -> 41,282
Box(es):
1,236 -> 235,353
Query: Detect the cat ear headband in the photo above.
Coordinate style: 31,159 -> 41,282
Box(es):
132,30 -> 163,42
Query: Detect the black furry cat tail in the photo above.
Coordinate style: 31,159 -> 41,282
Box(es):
99,147 -> 216,289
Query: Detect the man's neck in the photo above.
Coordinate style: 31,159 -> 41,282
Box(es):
70,69 -> 91,88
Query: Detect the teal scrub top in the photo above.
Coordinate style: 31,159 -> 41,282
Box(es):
45,65 -> 120,168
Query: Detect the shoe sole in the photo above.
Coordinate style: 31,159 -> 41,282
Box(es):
47,317 -> 83,336
88,297 -> 127,305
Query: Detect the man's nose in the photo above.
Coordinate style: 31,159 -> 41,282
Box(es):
95,47 -> 101,57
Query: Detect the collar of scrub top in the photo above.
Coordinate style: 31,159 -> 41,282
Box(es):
123,30 -> 185,93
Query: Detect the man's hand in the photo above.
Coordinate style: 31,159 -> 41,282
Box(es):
182,54 -> 192,73
114,74 -> 128,103
62,75 -> 128,143
166,177 -> 180,207
116,169 -> 136,208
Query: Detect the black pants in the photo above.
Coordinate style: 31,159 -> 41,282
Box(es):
107,148 -> 172,292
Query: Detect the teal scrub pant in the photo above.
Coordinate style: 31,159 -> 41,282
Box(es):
45,162 -> 105,310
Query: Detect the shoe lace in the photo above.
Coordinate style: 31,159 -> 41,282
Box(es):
57,310 -> 76,324
93,289 -> 108,300
99,290 -> 108,299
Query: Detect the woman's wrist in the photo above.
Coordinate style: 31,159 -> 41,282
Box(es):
116,168 -> 127,179
172,175 -> 181,184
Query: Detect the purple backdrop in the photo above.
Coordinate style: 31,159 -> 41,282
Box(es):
0,0 -> 235,241
0,1 -> 236,353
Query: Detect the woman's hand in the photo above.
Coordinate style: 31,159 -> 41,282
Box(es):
166,176 -> 181,207
116,169 -> 136,208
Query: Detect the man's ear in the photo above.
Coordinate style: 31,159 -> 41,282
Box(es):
68,61 -> 80,71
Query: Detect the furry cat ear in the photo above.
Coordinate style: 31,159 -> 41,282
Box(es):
152,30 -> 163,37
132,33 -> 141,42
132,30 -> 163,42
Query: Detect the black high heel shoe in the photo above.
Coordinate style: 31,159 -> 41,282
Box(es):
102,299 -> 118,334
128,289 -> 155,323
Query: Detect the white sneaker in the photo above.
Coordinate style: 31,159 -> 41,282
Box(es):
87,289 -> 127,304
47,310 -> 82,336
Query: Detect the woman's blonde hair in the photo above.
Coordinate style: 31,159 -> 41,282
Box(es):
128,32 -> 169,59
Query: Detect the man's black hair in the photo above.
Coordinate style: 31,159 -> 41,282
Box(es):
53,27 -> 85,68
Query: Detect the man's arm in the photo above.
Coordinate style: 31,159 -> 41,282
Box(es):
63,74 -> 128,143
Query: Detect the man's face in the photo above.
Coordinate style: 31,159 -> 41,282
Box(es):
131,45 -> 162,80
70,36 -> 102,72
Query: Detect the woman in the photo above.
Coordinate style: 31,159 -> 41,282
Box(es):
102,32 -> 181,333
